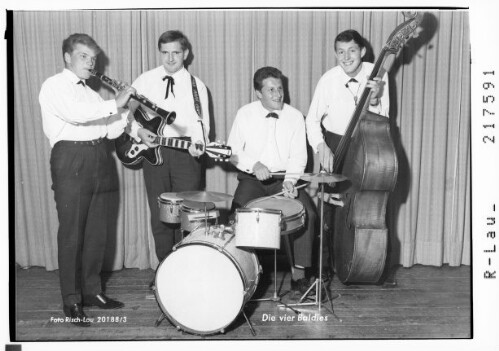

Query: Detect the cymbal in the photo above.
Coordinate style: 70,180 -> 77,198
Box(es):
177,191 -> 233,203
300,172 -> 348,183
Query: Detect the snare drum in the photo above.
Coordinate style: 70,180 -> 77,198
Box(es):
246,197 -> 305,235
235,207 -> 282,249
158,193 -> 183,223
155,226 -> 261,335
180,200 -> 219,232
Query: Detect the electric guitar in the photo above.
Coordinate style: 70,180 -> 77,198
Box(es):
115,107 -> 232,166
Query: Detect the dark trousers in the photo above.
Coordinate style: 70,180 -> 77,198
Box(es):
143,146 -> 202,262
231,172 -> 317,268
50,141 -> 114,306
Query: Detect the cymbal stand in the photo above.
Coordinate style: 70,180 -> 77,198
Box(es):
281,174 -> 339,319
204,202 -> 209,236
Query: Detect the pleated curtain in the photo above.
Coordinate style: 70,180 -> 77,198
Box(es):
12,10 -> 471,271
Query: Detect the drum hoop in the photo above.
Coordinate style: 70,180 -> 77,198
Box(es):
245,198 -> 303,217
158,197 -> 182,205
236,207 -> 282,216
181,204 -> 216,212
156,237 -> 256,335
282,208 -> 306,221
159,192 -> 183,201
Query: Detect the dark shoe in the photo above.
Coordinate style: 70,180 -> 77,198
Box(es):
83,293 -> 124,309
149,279 -> 155,291
63,303 -> 91,327
291,277 -> 312,295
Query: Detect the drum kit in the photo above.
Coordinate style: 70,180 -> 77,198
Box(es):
152,171 -> 347,336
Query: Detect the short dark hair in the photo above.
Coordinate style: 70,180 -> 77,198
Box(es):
157,30 -> 191,51
62,33 -> 101,58
334,29 -> 365,51
253,66 -> 283,91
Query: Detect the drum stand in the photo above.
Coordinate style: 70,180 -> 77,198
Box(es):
154,311 -> 167,327
250,249 -> 301,315
203,203 -> 209,235
280,175 -> 340,320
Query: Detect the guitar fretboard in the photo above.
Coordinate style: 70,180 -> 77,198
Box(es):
156,137 -> 191,150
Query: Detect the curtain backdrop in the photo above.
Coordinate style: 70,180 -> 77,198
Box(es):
13,10 -> 471,271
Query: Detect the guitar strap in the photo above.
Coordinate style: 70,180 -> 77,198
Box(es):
191,75 -> 202,120
191,74 -> 209,146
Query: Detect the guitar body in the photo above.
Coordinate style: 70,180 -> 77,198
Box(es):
114,107 -> 232,166
334,112 -> 398,283
114,107 -> 166,166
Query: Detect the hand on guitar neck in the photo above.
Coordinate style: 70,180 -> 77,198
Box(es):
137,128 -> 205,157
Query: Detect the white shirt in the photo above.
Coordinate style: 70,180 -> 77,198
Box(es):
131,66 -> 210,144
227,101 -> 307,184
39,69 -> 128,147
306,62 -> 390,152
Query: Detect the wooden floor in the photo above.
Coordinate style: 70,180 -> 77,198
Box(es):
14,255 -> 471,341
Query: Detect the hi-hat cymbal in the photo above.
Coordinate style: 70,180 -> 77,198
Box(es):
177,191 -> 233,203
300,172 -> 348,183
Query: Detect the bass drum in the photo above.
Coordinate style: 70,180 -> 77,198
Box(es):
154,226 -> 261,335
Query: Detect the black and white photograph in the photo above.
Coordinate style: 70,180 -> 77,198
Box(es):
2,1 -> 497,350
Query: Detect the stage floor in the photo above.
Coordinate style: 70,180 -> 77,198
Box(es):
13,260 -> 471,341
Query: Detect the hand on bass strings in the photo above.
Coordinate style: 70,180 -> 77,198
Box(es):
282,180 -> 298,199
317,142 -> 334,173
138,128 -> 158,148
366,77 -> 385,106
188,141 -> 205,157
252,161 -> 271,181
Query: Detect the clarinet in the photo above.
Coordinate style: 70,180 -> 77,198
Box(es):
89,69 -> 176,125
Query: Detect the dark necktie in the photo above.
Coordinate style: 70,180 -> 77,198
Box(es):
77,80 -> 86,87
345,78 -> 357,88
163,75 -> 175,99
266,112 -> 279,119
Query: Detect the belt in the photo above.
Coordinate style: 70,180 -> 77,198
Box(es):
57,138 -> 104,146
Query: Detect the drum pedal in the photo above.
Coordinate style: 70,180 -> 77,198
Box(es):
145,293 -> 156,300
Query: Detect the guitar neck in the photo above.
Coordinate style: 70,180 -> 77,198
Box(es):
155,137 -> 192,150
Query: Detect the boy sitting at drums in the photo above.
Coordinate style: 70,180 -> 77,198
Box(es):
227,66 -> 317,295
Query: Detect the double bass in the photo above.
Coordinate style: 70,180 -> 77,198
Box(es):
333,12 -> 423,284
